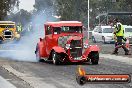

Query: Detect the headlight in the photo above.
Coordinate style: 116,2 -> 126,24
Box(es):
66,44 -> 70,49
15,34 -> 20,39
84,43 -> 89,49
15,32 -> 20,38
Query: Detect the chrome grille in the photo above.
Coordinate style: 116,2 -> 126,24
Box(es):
70,40 -> 82,58
70,48 -> 82,58
70,40 -> 81,48
3,30 -> 12,39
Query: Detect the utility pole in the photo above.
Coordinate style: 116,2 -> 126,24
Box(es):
88,0 -> 90,39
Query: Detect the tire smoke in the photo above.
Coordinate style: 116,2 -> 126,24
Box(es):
0,8 -> 58,62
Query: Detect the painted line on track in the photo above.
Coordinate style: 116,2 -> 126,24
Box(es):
0,75 -> 16,88
2,65 -> 57,88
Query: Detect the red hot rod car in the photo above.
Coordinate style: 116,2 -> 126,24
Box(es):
35,21 -> 100,65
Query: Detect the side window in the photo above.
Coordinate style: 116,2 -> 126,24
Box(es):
98,28 -> 102,33
46,26 -> 52,35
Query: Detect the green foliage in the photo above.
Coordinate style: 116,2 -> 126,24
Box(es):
34,0 -> 54,11
0,0 -> 19,20
8,9 -> 32,26
55,0 -> 132,27
55,0 -> 88,26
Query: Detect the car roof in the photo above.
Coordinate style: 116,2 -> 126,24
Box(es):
0,21 -> 15,25
0,21 -> 15,23
45,21 -> 82,27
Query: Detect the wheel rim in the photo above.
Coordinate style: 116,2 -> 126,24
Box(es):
52,52 -> 56,64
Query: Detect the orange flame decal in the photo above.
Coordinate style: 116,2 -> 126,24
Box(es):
77,65 -> 86,76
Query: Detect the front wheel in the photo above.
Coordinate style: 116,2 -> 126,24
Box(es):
89,52 -> 99,65
52,51 -> 61,65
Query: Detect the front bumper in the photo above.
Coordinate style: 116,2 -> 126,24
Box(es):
68,56 -> 87,63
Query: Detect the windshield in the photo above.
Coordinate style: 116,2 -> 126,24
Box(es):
125,28 -> 132,32
62,26 -> 82,33
0,25 -> 14,28
103,28 -> 114,33
54,26 -> 82,34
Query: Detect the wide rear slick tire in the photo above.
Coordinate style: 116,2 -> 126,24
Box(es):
52,51 -> 61,65
35,46 -> 43,62
89,52 -> 99,65
36,50 -> 43,62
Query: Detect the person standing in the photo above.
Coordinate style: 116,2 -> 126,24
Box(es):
112,18 -> 130,55
17,23 -> 22,33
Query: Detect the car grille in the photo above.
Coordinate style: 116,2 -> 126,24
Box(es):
3,30 -> 13,39
70,48 -> 82,58
70,40 -> 82,48
70,40 -> 82,58
58,36 -> 82,58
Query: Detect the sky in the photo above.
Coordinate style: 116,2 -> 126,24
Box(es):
19,0 -> 35,11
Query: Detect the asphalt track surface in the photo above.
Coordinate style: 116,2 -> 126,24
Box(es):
0,42 -> 132,88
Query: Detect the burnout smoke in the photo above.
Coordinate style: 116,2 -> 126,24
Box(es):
0,8 -> 58,62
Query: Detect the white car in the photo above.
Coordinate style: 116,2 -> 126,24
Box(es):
92,26 -> 114,43
124,25 -> 132,45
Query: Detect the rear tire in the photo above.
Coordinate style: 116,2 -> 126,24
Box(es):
89,52 -> 99,65
36,46 -> 43,62
52,51 -> 61,65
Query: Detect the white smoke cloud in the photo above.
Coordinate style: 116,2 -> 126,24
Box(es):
0,8 -> 59,62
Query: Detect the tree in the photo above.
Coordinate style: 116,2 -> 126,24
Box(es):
55,0 -> 88,26
0,0 -> 19,20
29,0 -> 132,28
8,9 -> 32,26
34,0 -> 54,11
